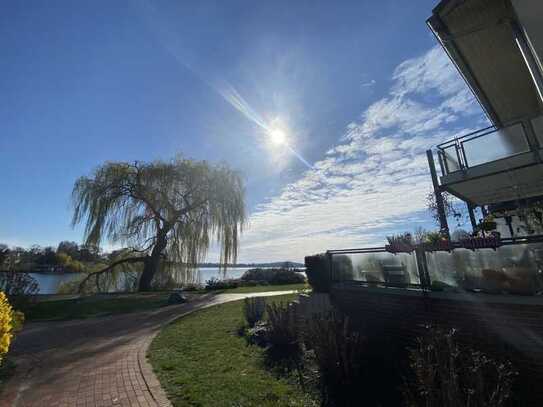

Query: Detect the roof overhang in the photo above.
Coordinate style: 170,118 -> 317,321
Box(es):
428,0 -> 543,126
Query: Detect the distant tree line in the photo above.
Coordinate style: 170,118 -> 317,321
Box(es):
0,241 -> 302,274
197,261 -> 304,268
0,241 -> 104,273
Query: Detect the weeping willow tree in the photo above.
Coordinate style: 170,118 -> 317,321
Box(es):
72,157 -> 246,291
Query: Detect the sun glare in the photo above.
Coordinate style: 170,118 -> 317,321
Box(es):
269,128 -> 287,145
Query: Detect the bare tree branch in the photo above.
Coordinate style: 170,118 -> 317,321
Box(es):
78,256 -> 146,293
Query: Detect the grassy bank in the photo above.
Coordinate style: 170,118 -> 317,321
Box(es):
21,292 -> 170,320
20,284 -> 307,321
148,295 -> 314,406
204,282 -> 308,294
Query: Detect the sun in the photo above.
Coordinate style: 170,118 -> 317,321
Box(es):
269,128 -> 287,146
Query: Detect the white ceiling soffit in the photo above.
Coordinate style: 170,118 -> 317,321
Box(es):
429,0 -> 543,126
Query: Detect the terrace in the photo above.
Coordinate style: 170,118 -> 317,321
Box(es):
320,241 -> 543,404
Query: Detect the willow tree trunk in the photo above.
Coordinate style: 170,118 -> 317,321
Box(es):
138,233 -> 167,291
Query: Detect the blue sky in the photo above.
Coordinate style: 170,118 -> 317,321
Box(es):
0,0 -> 488,261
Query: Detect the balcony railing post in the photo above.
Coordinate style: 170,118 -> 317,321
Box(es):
427,149 -> 450,240
437,150 -> 447,176
415,247 -> 431,290
459,140 -> 468,169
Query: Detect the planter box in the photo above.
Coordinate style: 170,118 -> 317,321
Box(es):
385,243 -> 414,254
459,237 -> 502,250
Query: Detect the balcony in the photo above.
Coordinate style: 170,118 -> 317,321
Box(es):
436,116 -> 543,205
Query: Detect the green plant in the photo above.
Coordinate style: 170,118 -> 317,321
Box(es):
425,231 -> 444,245
304,254 -> 330,292
270,269 -> 305,285
55,252 -> 85,273
403,325 -> 517,407
205,278 -> 239,291
304,310 -> 365,407
0,292 -> 24,365
386,233 -> 415,253
243,297 -> 266,328
265,302 -> 300,353
386,232 -> 414,246
479,215 -> 497,232
241,268 -> 305,285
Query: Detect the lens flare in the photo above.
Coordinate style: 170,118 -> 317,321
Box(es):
269,128 -> 287,145
135,2 -> 312,169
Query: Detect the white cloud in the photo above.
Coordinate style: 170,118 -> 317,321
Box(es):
237,46 -> 484,263
361,79 -> 376,88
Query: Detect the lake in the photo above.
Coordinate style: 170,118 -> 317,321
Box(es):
29,267 -> 264,294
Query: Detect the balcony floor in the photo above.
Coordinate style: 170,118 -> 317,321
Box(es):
440,149 -> 543,205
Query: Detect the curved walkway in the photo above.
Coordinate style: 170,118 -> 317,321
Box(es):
1,291 -> 295,407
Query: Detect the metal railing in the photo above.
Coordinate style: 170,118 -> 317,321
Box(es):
327,247 -> 429,290
327,236 -> 543,294
436,120 -> 533,176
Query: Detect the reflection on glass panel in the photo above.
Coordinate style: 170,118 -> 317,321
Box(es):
442,145 -> 460,173
332,252 -> 420,286
463,123 -> 529,167
426,243 -> 543,294
531,115 -> 543,146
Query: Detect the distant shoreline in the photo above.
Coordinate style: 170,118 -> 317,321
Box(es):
1,263 -> 305,275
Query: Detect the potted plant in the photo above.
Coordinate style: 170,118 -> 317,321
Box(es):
385,233 -> 415,254
479,215 -> 497,232
422,231 -> 452,252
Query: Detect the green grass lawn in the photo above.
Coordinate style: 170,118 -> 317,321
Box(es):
208,283 -> 308,294
148,295 -> 315,407
20,284 -> 308,321
21,292 -> 170,321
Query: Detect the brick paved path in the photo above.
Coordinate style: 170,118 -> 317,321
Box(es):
1,291 -> 295,407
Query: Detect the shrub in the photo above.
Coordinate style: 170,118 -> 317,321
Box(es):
55,252 -> 85,273
181,283 -> 201,291
266,302 -> 300,355
304,310 -> 365,407
403,326 -> 517,407
304,254 -> 330,292
204,277 -> 239,291
0,292 -> 24,365
241,268 -> 305,285
0,271 -> 39,308
243,297 -> 266,327
270,269 -> 305,285
241,268 -> 275,283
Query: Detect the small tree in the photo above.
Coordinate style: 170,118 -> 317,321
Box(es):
72,157 -> 246,291
426,191 -> 466,228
